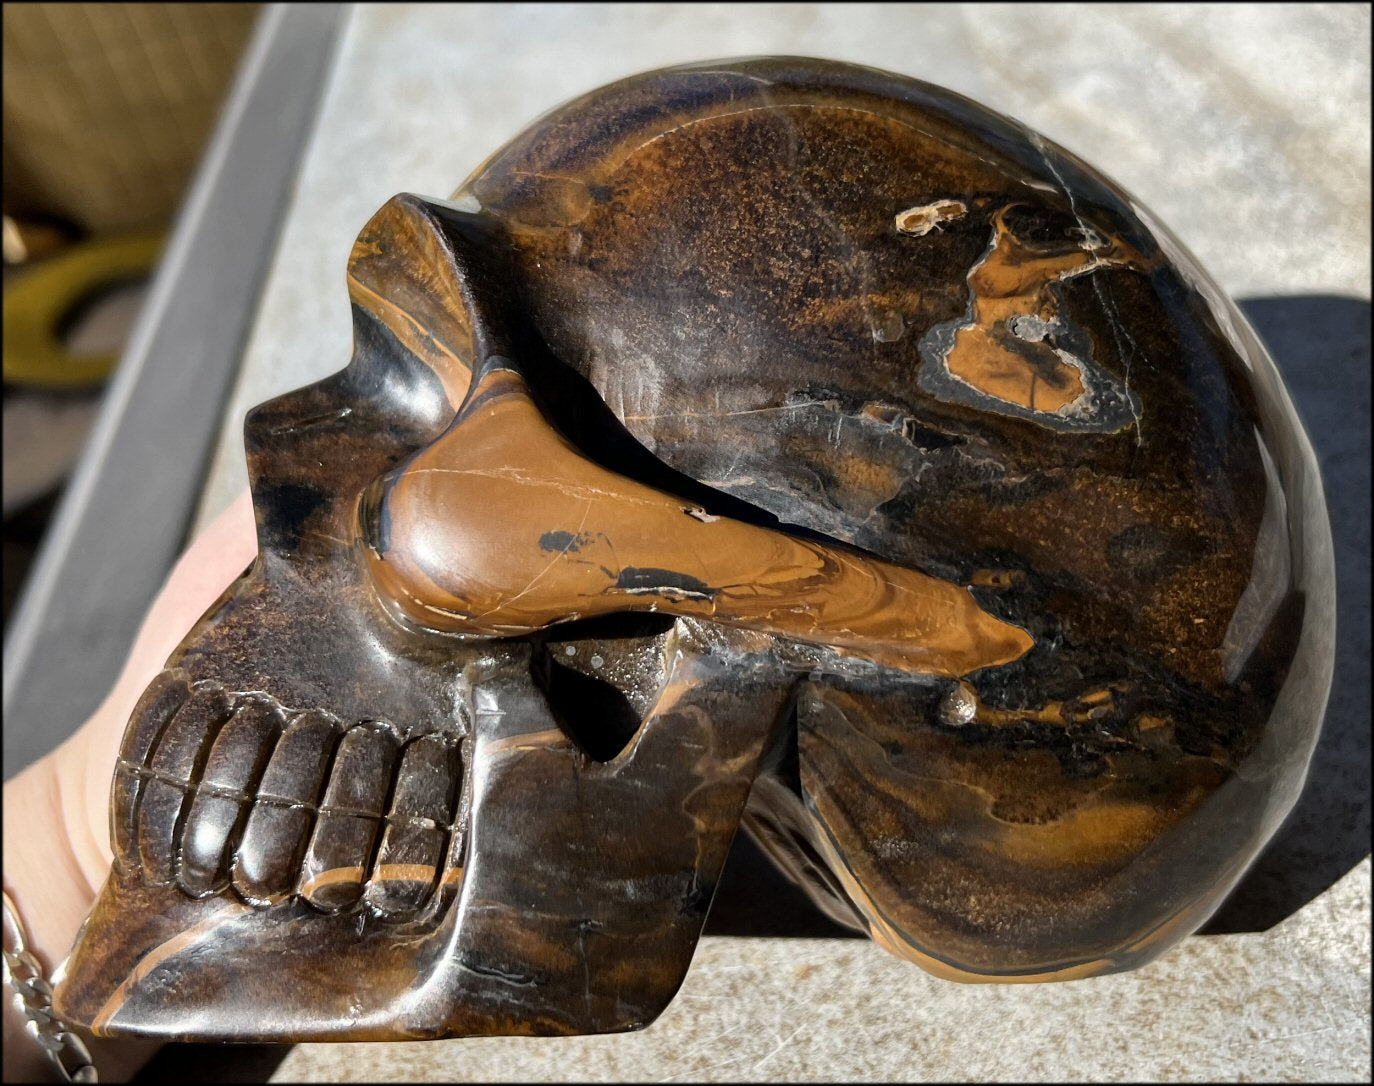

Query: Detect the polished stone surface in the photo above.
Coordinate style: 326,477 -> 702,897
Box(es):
62,50 -> 1338,1040
194,4 -> 1372,527
163,2 -> 1366,1081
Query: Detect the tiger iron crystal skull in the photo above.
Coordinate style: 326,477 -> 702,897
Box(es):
54,57 -> 1334,1040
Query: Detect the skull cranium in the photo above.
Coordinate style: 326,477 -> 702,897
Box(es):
54,57 -> 1333,1040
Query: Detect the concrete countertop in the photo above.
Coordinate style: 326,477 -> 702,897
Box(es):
181,4 -> 1369,1081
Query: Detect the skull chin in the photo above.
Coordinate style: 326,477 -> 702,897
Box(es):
53,620 -> 802,1041
358,366 -> 1034,678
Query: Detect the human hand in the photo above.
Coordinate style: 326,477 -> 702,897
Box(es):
3,489 -> 256,1081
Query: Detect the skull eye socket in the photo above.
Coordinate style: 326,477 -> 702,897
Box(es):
514,334 -> 793,534
531,612 -> 676,761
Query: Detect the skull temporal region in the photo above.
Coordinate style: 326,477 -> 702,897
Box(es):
53,57 -> 1332,1041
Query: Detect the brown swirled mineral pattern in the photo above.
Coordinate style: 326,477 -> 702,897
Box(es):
915,206 -> 1148,432
360,368 -> 1033,676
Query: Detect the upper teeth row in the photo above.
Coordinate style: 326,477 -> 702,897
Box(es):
112,671 -> 468,916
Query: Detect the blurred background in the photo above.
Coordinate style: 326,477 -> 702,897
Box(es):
3,2 -> 260,622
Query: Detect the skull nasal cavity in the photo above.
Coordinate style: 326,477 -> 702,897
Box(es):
531,614 -> 674,762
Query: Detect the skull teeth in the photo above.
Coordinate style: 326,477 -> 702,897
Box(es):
138,683 -> 237,886
180,694 -> 288,897
231,707 -> 340,906
113,671 -> 467,915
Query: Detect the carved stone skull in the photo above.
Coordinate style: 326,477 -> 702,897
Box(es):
55,58 -> 1334,1040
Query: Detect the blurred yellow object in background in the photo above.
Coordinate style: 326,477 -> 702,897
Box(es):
3,232 -> 163,389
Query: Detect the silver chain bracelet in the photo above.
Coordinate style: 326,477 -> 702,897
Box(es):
2,889 -> 98,1083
